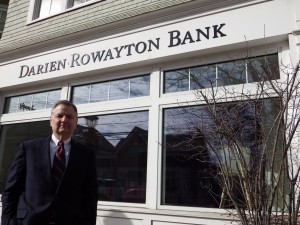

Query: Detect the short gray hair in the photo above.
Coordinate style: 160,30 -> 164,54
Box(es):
51,100 -> 78,115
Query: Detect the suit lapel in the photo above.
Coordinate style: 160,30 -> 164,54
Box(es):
38,136 -> 56,189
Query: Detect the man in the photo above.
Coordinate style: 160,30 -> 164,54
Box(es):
1,100 -> 98,225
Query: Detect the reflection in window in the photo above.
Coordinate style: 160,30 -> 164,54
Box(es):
164,54 -> 279,93
109,80 -> 129,100
0,121 -> 51,193
217,60 -> 246,86
163,69 -> 189,93
247,54 -> 280,82
3,89 -> 61,114
90,83 -> 109,103
162,99 -> 279,208
72,75 -> 150,105
73,111 -> 149,203
190,65 -> 216,89
130,76 -> 150,97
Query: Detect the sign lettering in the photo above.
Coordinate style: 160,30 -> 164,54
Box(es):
18,23 -> 227,79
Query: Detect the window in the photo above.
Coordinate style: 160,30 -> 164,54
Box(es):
0,121 -> 51,193
163,54 -> 279,93
32,0 -> 98,20
72,75 -> 150,105
0,111 -> 149,204
3,89 -> 61,114
162,98 -> 279,208
0,4 -> 8,38
73,111 -> 149,203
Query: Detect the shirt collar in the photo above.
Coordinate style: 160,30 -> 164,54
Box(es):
51,134 -> 71,147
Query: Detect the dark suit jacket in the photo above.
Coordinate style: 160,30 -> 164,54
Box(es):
1,136 -> 98,225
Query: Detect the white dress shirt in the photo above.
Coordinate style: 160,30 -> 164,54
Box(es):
50,135 -> 71,167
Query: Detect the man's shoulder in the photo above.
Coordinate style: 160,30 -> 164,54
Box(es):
22,136 -> 50,146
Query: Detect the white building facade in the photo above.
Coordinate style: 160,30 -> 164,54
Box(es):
0,0 -> 299,224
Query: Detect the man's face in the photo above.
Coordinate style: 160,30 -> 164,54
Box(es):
50,104 -> 78,140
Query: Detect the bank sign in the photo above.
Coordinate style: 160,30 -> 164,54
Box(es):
0,0 -> 293,88
19,24 -> 226,78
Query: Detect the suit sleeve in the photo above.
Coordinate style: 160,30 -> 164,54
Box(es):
82,149 -> 98,225
1,142 -> 26,225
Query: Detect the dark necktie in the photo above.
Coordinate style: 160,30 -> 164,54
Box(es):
52,141 -> 66,187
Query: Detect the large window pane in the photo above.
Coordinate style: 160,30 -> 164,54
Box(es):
0,111 -> 149,204
0,121 -> 51,193
162,107 -> 220,207
73,111 -> 149,203
162,99 -> 279,208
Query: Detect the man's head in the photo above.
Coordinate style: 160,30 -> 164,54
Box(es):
50,100 -> 78,141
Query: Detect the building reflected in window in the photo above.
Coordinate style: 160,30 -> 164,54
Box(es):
73,111 -> 149,203
162,98 -> 279,208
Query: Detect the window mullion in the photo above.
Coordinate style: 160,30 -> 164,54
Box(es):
128,79 -> 131,98
188,68 -> 191,91
216,64 -> 218,87
88,84 -> 92,103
